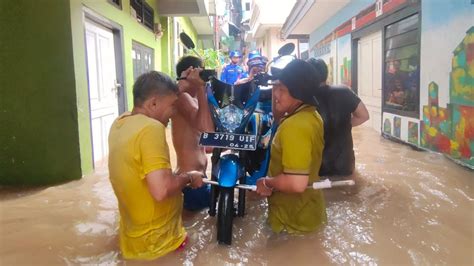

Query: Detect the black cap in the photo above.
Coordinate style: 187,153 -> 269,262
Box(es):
278,59 -> 322,106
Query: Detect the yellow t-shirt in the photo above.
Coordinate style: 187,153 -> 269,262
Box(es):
268,105 -> 327,233
108,113 -> 186,260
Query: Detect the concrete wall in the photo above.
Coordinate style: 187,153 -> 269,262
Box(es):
309,0 -> 373,52
255,28 -> 297,60
0,0 -> 81,185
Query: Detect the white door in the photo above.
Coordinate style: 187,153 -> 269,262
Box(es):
358,31 -> 382,132
85,20 -> 119,165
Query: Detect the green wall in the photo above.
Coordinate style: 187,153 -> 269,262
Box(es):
160,16 -> 199,78
0,0 -> 81,185
0,0 -> 201,184
69,0 -> 165,175
160,16 -> 172,75
179,17 -> 199,47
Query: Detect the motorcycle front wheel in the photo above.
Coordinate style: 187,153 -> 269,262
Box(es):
217,187 -> 234,245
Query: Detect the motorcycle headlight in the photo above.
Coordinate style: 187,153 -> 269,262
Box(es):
218,104 -> 244,132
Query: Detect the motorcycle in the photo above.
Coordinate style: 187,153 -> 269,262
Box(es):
179,33 -> 355,245
179,33 -> 294,245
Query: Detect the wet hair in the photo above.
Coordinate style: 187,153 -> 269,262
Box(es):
307,58 -> 328,82
133,71 -> 177,107
176,55 -> 203,77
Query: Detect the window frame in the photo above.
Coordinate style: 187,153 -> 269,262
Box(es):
382,12 -> 421,118
351,2 -> 421,119
130,0 -> 154,32
132,41 -> 155,81
108,0 -> 122,9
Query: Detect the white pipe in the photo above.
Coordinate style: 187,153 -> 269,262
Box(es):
202,178 -> 355,191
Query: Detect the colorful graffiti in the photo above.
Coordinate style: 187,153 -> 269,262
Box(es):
421,27 -> 474,166
337,34 -> 352,87
408,122 -> 418,145
450,27 -> 474,106
394,117 -> 401,138
340,57 -> 352,87
384,118 -> 392,134
327,57 -> 334,85
314,36 -> 336,85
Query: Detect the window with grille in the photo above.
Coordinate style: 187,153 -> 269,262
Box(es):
130,0 -> 154,31
383,14 -> 420,116
108,0 -> 122,9
132,41 -> 154,80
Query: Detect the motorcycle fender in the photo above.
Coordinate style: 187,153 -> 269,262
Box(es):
217,154 -> 242,188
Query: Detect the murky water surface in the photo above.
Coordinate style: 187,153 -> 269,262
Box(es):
1,127 -> 473,265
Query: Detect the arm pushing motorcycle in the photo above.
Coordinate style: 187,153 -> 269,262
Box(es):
146,169 -> 204,201
186,171 -> 355,193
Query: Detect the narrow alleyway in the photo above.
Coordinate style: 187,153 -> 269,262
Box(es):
0,127 -> 472,265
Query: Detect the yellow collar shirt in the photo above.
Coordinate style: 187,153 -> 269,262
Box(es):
108,113 -> 186,260
268,105 -> 327,234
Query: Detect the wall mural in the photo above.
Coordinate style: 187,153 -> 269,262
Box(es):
337,34 -> 352,87
408,121 -> 418,145
421,27 -> 474,166
384,118 -> 392,135
394,116 -> 401,138
313,35 -> 337,85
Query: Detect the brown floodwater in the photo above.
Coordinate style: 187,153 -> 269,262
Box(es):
0,127 -> 473,265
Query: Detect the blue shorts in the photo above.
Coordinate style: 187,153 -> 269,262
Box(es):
183,184 -> 210,211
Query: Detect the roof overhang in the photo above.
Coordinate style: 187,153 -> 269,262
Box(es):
189,16 -> 213,35
281,0 -> 350,39
157,0 -> 215,16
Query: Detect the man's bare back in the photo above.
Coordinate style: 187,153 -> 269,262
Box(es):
171,100 -> 208,175
172,58 -> 215,211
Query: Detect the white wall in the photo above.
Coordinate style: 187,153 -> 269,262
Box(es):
255,28 -> 297,60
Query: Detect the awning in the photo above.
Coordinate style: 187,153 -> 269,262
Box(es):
228,22 -> 241,37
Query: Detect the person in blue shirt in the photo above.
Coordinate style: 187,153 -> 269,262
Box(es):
220,50 -> 246,85
235,51 -> 267,85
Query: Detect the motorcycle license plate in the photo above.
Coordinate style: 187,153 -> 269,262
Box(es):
199,132 -> 257,151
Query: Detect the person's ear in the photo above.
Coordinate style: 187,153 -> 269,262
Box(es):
146,95 -> 159,111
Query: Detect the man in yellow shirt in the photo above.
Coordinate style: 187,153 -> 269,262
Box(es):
108,70 -> 204,260
256,59 -> 327,233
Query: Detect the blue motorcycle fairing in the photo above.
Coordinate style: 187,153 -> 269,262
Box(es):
245,113 -> 272,185
209,79 -> 258,109
207,78 -> 261,133
216,154 -> 243,188
246,148 -> 270,185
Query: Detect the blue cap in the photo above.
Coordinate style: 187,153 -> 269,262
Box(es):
229,50 -> 242,58
248,50 -> 261,60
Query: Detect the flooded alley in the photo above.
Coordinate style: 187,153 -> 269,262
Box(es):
0,127 -> 472,265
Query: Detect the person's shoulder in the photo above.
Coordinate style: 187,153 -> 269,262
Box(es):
135,115 -> 165,132
282,106 -> 322,130
328,85 -> 357,97
328,84 -> 351,92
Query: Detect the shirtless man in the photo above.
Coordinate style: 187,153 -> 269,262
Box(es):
172,56 -> 214,211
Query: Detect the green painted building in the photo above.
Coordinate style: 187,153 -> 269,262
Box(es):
0,0 -> 215,185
